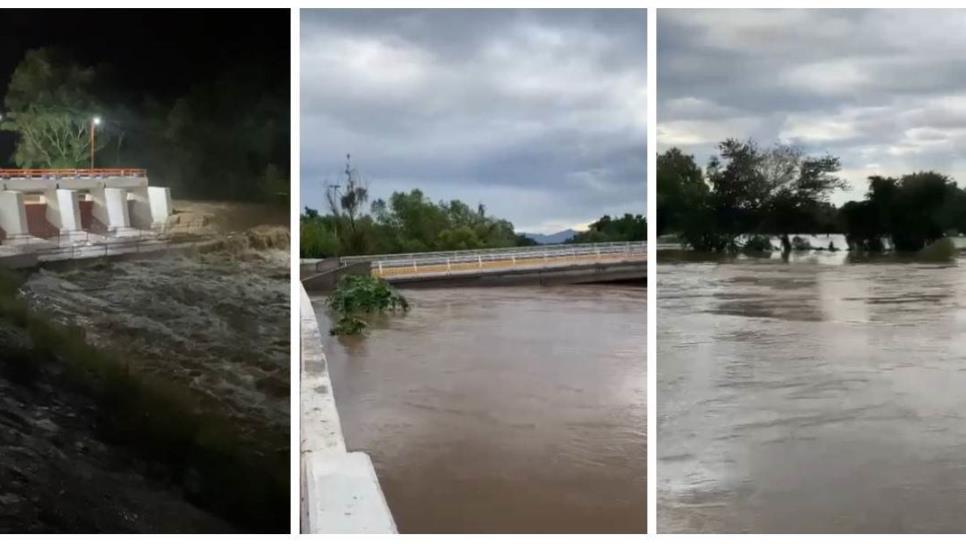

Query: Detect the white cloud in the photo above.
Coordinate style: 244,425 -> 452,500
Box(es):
658,118 -> 761,149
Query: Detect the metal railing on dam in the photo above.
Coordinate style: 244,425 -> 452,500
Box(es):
337,241 -> 646,279
0,168 -> 148,179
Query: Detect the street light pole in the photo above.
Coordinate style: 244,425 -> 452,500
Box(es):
90,116 -> 101,169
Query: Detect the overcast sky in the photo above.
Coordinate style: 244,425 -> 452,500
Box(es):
301,9 -> 645,234
659,9 -> 966,204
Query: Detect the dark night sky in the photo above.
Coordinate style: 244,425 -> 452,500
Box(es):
0,9 -> 290,162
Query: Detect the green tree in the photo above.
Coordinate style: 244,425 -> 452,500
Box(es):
840,171 -> 965,252
656,147 -> 707,237
567,213 -> 647,243
299,164 -> 526,257
300,207 -> 341,258
1,48 -> 108,167
707,139 -> 845,253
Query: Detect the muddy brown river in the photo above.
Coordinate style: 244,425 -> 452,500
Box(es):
658,251 -> 966,533
314,285 -> 646,533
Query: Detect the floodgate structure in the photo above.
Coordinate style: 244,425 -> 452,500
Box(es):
0,169 -> 173,266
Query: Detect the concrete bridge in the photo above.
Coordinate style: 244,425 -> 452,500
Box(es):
302,241 -> 646,290
0,169 -> 173,266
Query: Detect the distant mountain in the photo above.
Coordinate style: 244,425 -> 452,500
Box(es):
519,229 -> 579,245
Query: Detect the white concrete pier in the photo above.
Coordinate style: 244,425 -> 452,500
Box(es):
0,191 -> 28,238
45,189 -> 82,233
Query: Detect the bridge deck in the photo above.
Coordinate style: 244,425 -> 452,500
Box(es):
300,242 -> 646,289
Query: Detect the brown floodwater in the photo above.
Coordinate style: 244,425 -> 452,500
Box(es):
313,285 -> 646,533
658,251 -> 966,533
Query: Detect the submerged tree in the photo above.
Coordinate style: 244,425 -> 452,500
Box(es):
658,140 -> 845,253
841,171 -> 965,252
707,139 -> 846,254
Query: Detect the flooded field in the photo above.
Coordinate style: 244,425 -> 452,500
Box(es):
658,251 -> 966,533
315,285 -> 646,533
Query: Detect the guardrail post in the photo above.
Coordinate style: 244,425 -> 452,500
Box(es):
412,259 -> 417,273
446,258 -> 451,272
478,255 -> 482,269
378,261 -> 384,275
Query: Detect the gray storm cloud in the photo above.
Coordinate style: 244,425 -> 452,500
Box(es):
301,9 -> 646,234
658,9 -> 966,204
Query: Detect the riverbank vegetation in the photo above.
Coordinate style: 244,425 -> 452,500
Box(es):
0,269 -> 288,532
301,157 -> 520,257
302,157 -> 646,258
658,139 -> 966,254
327,274 -> 409,335
565,213 -> 647,244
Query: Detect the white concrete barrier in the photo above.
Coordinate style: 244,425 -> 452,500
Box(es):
300,285 -> 396,534
130,186 -> 172,229
148,186 -> 171,227
91,187 -> 131,230
105,187 -> 130,229
45,189 -> 82,232
0,191 -> 28,236
128,187 -> 153,230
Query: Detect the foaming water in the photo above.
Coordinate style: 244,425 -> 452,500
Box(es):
20,249 -> 290,450
658,253 -> 966,533
314,285 -> 646,533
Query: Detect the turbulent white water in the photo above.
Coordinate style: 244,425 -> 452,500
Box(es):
19,247 -> 291,444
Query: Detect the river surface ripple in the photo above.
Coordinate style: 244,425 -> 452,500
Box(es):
659,254 -> 966,533
314,285 -> 646,533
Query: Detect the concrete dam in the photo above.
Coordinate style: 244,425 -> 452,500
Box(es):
0,169 -> 173,266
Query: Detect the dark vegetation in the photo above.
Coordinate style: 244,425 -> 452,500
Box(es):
327,274 -> 409,335
0,270 -> 288,532
301,156 -> 646,258
565,213 -> 647,244
0,47 -> 288,203
657,139 -> 966,254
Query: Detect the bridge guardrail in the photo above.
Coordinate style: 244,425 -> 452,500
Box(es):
338,240 -> 644,265
358,241 -> 646,277
339,241 -> 645,269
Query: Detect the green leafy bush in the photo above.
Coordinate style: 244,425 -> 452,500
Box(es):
327,274 -> 408,335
